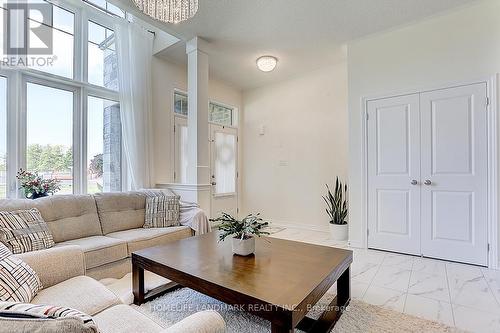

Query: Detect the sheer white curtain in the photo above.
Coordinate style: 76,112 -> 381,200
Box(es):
115,21 -> 154,190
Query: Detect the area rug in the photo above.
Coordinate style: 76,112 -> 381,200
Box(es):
136,288 -> 466,333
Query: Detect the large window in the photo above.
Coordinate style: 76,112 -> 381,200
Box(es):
28,3 -> 75,78
87,96 -> 121,193
88,21 -> 117,89
0,77 -> 6,198
26,83 -> 74,194
84,0 -> 125,18
0,0 -> 124,197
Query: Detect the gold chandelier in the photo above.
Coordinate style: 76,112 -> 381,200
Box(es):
132,0 -> 199,24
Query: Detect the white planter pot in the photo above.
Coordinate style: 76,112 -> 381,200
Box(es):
329,223 -> 348,241
232,237 -> 255,256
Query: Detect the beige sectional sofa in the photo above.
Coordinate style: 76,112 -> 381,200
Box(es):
12,244 -> 225,332
0,192 -> 194,280
0,192 -> 225,332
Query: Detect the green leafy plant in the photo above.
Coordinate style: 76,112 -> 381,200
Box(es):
211,212 -> 270,242
323,177 -> 348,225
16,168 -> 61,199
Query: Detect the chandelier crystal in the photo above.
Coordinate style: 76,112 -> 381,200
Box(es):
133,0 -> 199,24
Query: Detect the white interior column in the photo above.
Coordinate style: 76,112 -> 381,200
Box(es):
185,37 -> 211,214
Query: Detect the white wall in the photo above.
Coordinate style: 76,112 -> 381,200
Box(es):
348,0 -> 500,253
241,62 -> 348,230
151,56 -> 243,185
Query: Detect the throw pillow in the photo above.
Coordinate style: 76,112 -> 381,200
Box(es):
0,243 -> 42,302
142,189 -> 181,228
0,208 -> 55,254
0,302 -> 98,333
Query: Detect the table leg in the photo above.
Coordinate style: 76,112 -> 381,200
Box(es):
271,322 -> 294,333
337,266 -> 351,308
132,261 -> 145,305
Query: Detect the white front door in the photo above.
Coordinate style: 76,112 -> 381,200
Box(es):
210,124 -> 238,218
420,84 -> 488,266
367,94 -> 421,255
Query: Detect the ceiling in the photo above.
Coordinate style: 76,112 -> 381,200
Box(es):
126,0 -> 478,91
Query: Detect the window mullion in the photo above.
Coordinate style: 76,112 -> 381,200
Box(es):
72,86 -> 82,194
80,87 -> 88,194
6,72 -> 22,198
81,9 -> 89,84
16,73 -> 26,199
74,6 -> 84,82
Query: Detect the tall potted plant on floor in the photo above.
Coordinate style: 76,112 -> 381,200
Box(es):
323,177 -> 348,241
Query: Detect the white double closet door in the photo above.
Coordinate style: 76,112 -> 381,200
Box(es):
367,83 -> 488,266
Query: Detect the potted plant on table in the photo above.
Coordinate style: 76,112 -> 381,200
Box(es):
323,177 -> 348,241
16,169 -> 61,199
211,212 -> 270,256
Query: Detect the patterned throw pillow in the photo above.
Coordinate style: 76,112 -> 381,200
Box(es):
142,189 -> 181,228
0,302 -> 98,333
0,243 -> 41,302
0,208 -> 55,254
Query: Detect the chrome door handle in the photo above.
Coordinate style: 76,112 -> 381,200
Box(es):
424,180 -> 432,185
411,180 -> 418,185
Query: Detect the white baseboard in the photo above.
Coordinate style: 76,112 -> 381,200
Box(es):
269,220 -> 329,233
347,240 -> 365,249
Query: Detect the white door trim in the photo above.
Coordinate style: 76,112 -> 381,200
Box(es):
359,75 -> 498,268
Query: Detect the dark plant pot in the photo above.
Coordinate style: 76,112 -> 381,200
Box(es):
29,192 -> 49,200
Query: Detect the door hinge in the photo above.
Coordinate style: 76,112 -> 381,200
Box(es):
488,243 -> 491,252
486,97 -> 490,108
366,113 -> 369,120
173,125 -> 176,133
367,229 -> 370,236
173,171 -> 176,180
237,136 -> 239,143
237,208 -> 239,214
236,171 -> 239,178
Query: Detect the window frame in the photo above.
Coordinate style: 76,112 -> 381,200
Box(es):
1,0 -> 124,198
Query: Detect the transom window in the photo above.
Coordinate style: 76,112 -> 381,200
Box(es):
173,91 -> 236,126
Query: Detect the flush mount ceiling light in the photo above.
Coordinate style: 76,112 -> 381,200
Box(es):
256,56 -> 278,72
132,0 -> 199,24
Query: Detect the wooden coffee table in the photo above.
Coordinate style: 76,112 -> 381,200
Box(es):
132,232 -> 352,333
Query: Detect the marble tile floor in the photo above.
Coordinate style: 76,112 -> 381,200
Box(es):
270,227 -> 500,333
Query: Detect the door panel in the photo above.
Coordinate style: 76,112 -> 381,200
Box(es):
421,83 -> 488,266
367,94 -> 421,255
210,124 -> 238,218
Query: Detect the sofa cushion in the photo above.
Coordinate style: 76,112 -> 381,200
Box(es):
93,304 -> 163,333
16,245 -> 85,289
32,276 -> 121,316
106,226 -> 192,255
56,236 -> 128,270
0,208 -> 55,254
0,195 -> 102,243
94,192 -> 147,234
0,243 -> 41,302
0,301 -> 98,333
